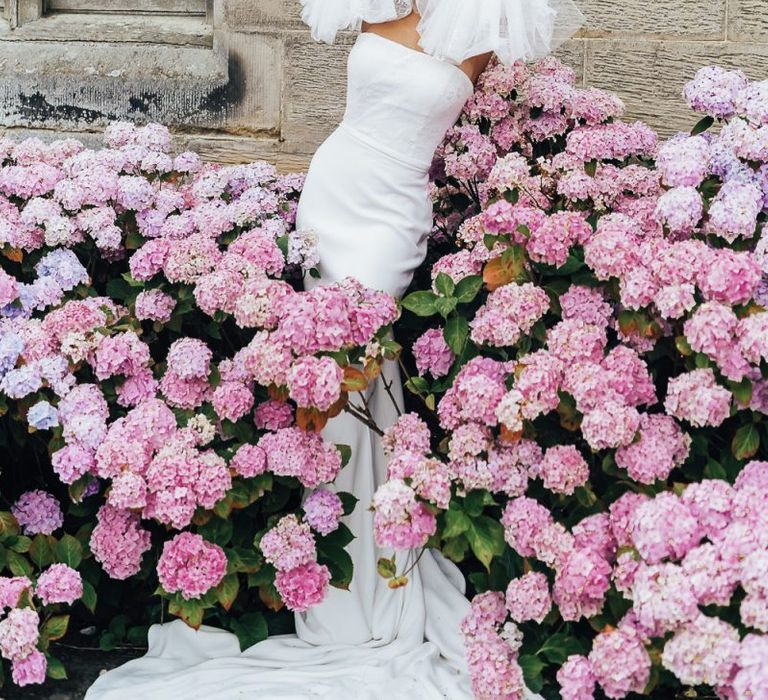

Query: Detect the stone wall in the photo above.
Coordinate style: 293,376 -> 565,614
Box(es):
1,0 -> 767,170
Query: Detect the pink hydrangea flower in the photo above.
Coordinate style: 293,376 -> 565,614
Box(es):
257,427 -> 342,487
35,563 -> 83,605
274,561 -> 330,612
259,515 -> 316,570
615,413 -> 690,485
535,445 -> 589,495
632,563 -> 699,636
470,282 -> 550,347
553,547 -> 612,621
286,356 -> 343,411
630,492 -> 703,563
302,489 -> 344,536
90,504 -> 152,580
0,577 -> 32,610
0,608 -> 39,660
589,625 -> 651,699
11,490 -> 63,535
11,648 -> 46,687
557,655 -> 596,700
157,532 -> 227,600
372,479 -> 436,550
664,368 -> 732,427
662,614 -> 740,688
505,572 -> 552,623
412,328 -> 455,378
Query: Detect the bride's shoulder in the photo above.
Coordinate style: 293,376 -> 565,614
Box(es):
300,0 -> 586,66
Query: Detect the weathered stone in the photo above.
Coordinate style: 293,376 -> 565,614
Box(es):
224,0 -> 302,30
728,0 -> 768,43
585,39 -> 768,136
280,31 -> 353,154
578,0 -> 726,39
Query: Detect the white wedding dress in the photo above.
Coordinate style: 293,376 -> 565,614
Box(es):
85,2 -> 583,699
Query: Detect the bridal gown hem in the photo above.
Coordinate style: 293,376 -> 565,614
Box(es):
87,31 -> 487,700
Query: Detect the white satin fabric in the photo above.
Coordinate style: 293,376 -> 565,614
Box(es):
300,0 -> 585,66
85,32 -> 482,700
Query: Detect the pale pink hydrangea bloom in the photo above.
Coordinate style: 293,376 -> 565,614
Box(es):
662,614 -> 740,688
470,282 -> 549,347
505,572 -> 551,623
372,479 -> 436,550
302,489 -> 344,536
257,427 -> 342,488
412,328 -> 455,378
588,624 -> 651,699
90,504 -> 152,580
0,577 -> 32,610
632,563 -> 699,636
35,563 -> 83,605
11,648 -> 46,687
0,608 -> 39,660
615,413 -> 690,485
535,445 -> 589,495
664,368 -> 732,427
553,547 -> 612,621
381,412 -> 431,458
557,655 -> 596,700
259,514 -> 316,570
286,356 -> 343,411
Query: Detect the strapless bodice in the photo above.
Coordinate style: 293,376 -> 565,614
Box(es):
339,32 -> 475,171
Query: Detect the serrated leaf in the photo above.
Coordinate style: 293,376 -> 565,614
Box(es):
434,272 -> 455,297
81,580 -> 97,614
29,534 -> 53,569
42,614 -> 70,643
732,423 -> 760,460
215,573 -> 240,612
454,275 -> 484,304
466,516 -> 505,571
443,314 -> 470,356
401,291 -> 438,317
45,655 -> 68,680
54,534 -> 83,568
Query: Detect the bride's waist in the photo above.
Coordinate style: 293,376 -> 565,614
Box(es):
334,121 -> 433,172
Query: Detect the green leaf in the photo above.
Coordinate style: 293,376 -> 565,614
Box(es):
6,550 -> 33,577
434,296 -> 458,318
336,444 -> 352,468
338,492 -> 358,517
319,545 -> 354,590
442,536 -> 468,562
732,423 -> 760,460
215,573 -> 240,612
199,517 -> 234,547
42,614 -> 70,643
81,580 -> 97,614
405,376 -> 430,394
168,597 -> 204,629
466,516 -> 505,571
454,275 -> 484,304
54,534 -> 83,568
518,654 -> 546,693
377,556 -> 397,579
45,655 -> 68,680
464,490 -> 496,518
443,314 -> 470,356
99,631 -> 118,651
434,272 -> 455,297
537,633 -> 586,665
0,512 -> 19,538
584,159 -> 598,177
401,291 -> 438,317
29,534 -> 53,569
230,612 -> 268,651
443,508 -> 472,539
704,458 -> 728,480
691,115 -> 715,136
8,535 -> 31,553
728,377 -> 753,406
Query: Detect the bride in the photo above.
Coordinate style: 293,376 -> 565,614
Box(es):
85,1 -> 583,698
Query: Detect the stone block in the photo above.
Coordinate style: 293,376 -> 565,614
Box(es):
728,0 -> 768,43
585,39 -> 768,135
224,0 -> 302,31
578,0 -> 726,39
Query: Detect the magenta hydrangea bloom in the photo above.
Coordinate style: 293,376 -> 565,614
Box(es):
412,328 -> 455,378
157,532 -> 227,601
274,561 -> 330,613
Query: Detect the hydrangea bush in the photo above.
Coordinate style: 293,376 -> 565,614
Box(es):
1,56 -> 767,699
0,122 -> 401,685
371,60 -> 768,699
